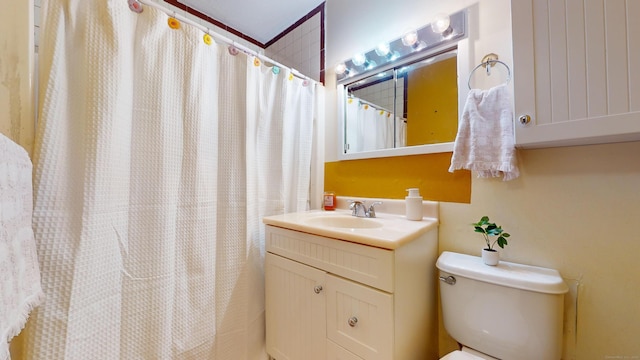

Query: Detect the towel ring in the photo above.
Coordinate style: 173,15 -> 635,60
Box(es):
467,57 -> 512,90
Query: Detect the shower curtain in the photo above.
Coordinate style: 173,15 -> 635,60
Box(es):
21,1 -> 319,359
344,98 -> 406,153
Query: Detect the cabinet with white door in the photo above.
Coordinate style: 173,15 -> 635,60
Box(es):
511,0 -> 640,148
265,225 -> 438,360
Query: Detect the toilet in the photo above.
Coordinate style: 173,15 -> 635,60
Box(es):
436,251 -> 569,360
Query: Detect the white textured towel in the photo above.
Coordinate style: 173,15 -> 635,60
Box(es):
449,84 -> 519,181
0,134 -> 43,360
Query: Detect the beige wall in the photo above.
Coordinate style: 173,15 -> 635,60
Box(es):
2,1 -> 34,357
0,0 -> 35,154
440,141 -> 640,359
326,0 -> 640,358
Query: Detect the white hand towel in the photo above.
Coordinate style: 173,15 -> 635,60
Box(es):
448,84 -> 519,181
0,134 -> 44,360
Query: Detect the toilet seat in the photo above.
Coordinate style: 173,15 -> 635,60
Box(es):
440,347 -> 498,360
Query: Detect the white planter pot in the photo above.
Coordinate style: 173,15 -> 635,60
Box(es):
482,248 -> 500,266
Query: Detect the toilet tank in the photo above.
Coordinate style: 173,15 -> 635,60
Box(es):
436,252 -> 568,360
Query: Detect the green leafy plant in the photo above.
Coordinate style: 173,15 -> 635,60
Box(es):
473,216 -> 511,250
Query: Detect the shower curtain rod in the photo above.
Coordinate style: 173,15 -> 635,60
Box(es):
137,0 -> 314,83
348,95 -> 393,115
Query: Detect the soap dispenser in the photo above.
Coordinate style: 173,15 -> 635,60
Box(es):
405,188 -> 423,221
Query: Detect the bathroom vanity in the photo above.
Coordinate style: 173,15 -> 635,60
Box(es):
263,201 -> 439,360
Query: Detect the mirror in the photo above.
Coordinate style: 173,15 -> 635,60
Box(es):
342,50 -> 458,155
334,10 -> 467,159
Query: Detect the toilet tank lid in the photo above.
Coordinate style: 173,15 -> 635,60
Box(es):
436,252 -> 569,294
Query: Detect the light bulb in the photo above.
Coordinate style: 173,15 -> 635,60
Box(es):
413,40 -> 427,52
365,60 -> 377,70
375,43 -> 390,57
432,13 -> 451,34
335,62 -> 347,75
351,53 -> 367,67
401,29 -> 418,47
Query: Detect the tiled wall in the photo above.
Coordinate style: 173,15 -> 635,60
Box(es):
160,0 -> 324,82
265,12 -> 322,82
350,78 -> 406,116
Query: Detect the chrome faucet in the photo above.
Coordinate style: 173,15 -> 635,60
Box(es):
349,200 -> 383,218
349,201 -> 367,217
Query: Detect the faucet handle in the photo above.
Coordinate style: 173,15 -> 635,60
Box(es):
348,200 -> 366,217
367,201 -> 383,218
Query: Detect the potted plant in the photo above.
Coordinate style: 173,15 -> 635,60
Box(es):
473,216 -> 511,265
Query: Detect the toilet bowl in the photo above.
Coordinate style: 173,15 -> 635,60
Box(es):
441,347 -> 497,360
436,251 -> 568,360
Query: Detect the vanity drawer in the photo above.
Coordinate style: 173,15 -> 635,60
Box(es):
326,274 -> 393,360
266,226 -> 394,292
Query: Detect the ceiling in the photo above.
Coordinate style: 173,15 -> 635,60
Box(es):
177,0 -> 324,45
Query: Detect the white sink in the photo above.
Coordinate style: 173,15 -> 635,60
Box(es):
304,215 -> 384,229
263,208 -> 438,250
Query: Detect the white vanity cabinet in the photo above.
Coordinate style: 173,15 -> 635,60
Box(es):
265,252 -> 327,360
511,0 -> 640,148
265,224 -> 438,360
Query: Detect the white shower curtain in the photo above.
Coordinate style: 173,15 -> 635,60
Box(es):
22,1 -> 319,359
344,98 -> 402,153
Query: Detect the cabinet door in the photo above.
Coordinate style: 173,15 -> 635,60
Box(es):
326,274 -> 393,360
512,0 -> 640,148
266,253 -> 326,360
327,340 -> 364,360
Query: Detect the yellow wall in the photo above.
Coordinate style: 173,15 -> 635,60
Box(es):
325,153 -> 471,203
406,56 -> 458,145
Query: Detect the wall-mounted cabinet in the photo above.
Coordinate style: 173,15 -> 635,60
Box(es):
512,0 -> 640,148
264,225 -> 438,359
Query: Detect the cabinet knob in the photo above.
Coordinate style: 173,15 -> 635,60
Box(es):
348,316 -> 358,327
519,114 -> 532,126
313,285 -> 323,294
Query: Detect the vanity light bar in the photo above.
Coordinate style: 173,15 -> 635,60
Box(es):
335,10 -> 466,84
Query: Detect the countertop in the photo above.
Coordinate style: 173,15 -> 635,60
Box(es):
263,208 -> 438,250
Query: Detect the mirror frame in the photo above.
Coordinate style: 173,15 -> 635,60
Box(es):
336,11 -> 467,160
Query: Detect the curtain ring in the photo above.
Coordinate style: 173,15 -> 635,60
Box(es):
128,0 -> 143,13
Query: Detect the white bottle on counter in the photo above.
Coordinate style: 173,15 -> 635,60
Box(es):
405,188 -> 423,221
